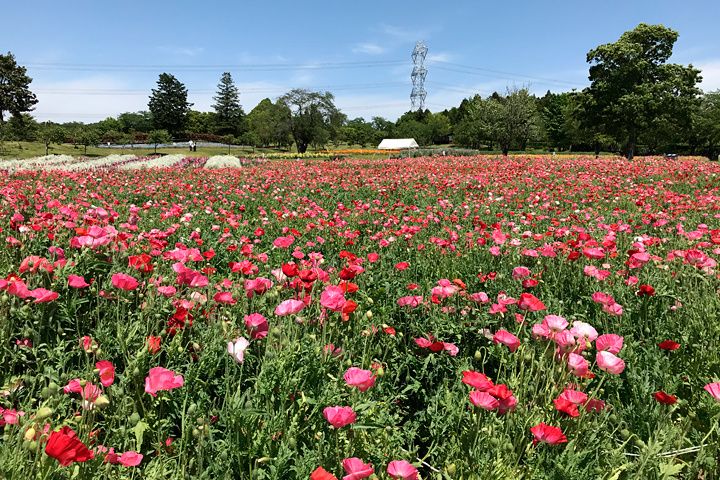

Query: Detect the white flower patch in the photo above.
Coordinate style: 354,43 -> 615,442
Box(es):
204,155 -> 242,169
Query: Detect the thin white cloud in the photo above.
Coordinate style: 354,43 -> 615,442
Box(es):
32,76 -> 147,123
426,52 -> 454,63
698,59 -> 720,92
352,43 -> 386,55
157,46 -> 205,57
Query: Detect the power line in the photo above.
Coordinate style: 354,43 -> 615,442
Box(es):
431,61 -> 585,88
24,60 -> 408,72
34,82 -> 409,96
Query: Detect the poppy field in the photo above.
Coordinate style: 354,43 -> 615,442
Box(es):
1,155 -> 720,479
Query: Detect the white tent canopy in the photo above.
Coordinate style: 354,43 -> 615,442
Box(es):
377,138 -> 419,150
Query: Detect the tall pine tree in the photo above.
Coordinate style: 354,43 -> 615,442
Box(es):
148,73 -> 192,136
212,72 -> 244,135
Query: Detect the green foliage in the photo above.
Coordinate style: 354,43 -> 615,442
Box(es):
247,98 -> 293,148
212,72 -> 245,136
148,73 -> 192,136
692,90 -> 720,160
0,51 -> 38,123
278,89 -> 342,153
582,23 -> 702,159
147,129 -> 171,153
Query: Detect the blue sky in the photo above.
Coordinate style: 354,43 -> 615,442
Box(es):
4,0 -> 720,122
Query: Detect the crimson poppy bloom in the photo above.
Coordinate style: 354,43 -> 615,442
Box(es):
653,391 -> 677,405
658,340 -> 680,351
45,426 -> 94,466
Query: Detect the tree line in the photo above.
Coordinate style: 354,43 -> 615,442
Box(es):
1,24 -> 719,158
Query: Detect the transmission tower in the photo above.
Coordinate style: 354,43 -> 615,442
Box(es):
410,41 -> 428,111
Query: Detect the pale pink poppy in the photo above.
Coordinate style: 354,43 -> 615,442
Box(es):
157,285 -> 176,297
228,337 -> 250,364
344,367 -> 376,392
596,351 -> 625,375
274,299 -> 305,316
570,321 -> 598,343
144,367 -> 184,396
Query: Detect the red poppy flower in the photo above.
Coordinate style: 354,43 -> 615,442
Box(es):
45,426 -> 94,466
653,391 -> 677,405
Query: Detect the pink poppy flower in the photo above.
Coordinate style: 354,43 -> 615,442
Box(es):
111,273 -> 139,291
397,295 -> 423,308
0,407 -> 24,426
321,285 -> 347,312
245,313 -> 269,340
570,321 -> 598,343
95,360 -> 115,387
461,371 -> 494,391
469,292 -> 489,303
342,457 -> 374,480
213,291 -> 236,305
596,351 -> 625,375
274,299 -> 305,316
544,314 -> 568,333
344,367 -> 376,392
228,337 -> 250,364
704,382 -> 720,402
567,353 -> 590,377
595,334 -> 623,354
386,460 -> 419,480
273,235 -> 294,248
469,391 -> 499,410
63,379 -> 83,394
157,285 -> 176,297
118,451 -> 143,467
493,329 -> 520,352
68,275 -> 90,288
144,367 -> 184,397
30,288 -> 59,303
323,406 -> 356,428
394,262 -> 410,271
530,422 -> 567,445
512,266 -> 531,280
